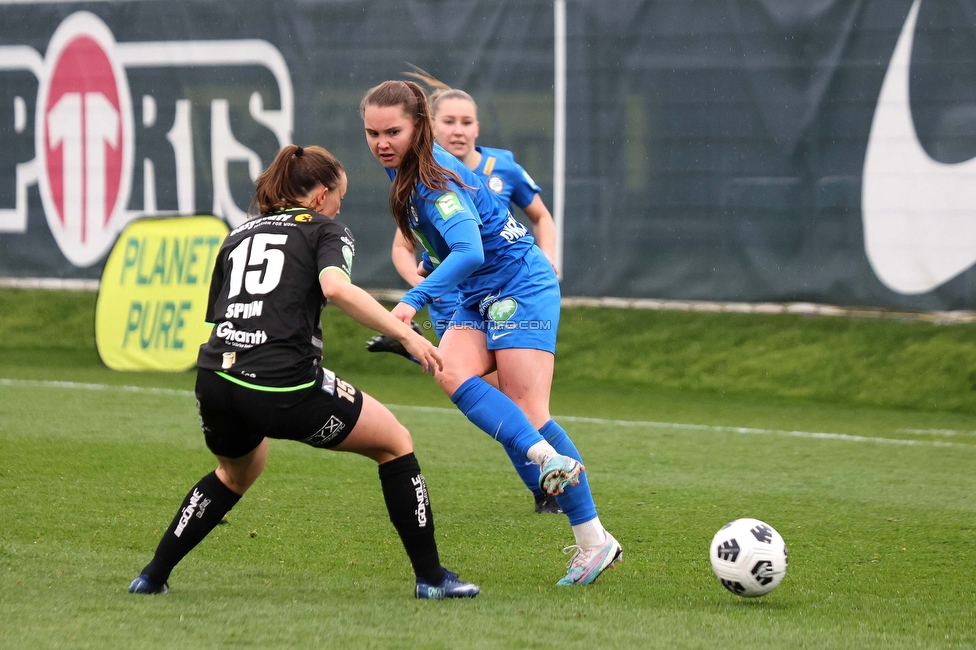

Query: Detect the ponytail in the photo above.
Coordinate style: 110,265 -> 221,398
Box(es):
250,144 -> 344,215
404,64 -> 478,119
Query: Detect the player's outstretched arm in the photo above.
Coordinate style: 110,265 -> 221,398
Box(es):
320,268 -> 442,374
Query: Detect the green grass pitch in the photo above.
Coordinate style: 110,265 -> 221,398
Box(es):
1,289 -> 975,648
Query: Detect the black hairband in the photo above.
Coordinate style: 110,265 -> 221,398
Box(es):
295,146 -> 304,157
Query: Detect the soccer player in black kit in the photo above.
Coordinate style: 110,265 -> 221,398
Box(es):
127,144 -> 479,599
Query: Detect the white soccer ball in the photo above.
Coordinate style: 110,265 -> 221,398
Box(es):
709,518 -> 788,597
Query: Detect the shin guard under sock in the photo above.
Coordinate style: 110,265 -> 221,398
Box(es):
378,453 -> 443,584
540,419 -> 598,525
451,376 -> 544,457
142,471 -> 241,585
503,444 -> 544,496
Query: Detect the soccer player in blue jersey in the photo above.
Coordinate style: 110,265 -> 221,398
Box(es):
361,80 -> 621,586
368,75 -> 561,514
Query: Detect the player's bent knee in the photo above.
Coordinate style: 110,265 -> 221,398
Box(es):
215,466 -> 260,496
378,401 -> 413,450
338,395 -> 414,462
435,365 -> 480,396
434,369 -> 462,395
387,422 -> 414,457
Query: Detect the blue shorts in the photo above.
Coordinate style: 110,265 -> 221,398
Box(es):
450,247 -> 560,353
427,291 -> 459,340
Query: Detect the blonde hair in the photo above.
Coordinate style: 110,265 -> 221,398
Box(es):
404,64 -> 478,118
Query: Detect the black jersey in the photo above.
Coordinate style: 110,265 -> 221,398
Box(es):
197,207 -> 355,388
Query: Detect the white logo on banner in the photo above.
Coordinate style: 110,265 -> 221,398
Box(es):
0,11 -> 293,267
862,0 -> 976,294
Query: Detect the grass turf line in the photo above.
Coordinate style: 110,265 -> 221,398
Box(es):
4,287 -> 976,413
4,377 -> 975,450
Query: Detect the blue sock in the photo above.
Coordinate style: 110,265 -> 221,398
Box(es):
503,444 -> 544,497
450,377 -> 544,457
540,419 -> 598,525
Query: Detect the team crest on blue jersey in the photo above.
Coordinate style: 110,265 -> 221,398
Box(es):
487,175 -> 505,194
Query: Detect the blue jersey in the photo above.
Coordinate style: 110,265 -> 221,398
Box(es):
473,146 -> 542,211
387,143 -> 535,312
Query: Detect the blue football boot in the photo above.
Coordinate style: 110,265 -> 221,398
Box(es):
415,568 -> 480,599
128,574 -> 168,595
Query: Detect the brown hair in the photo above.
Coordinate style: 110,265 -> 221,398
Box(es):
250,144 -> 344,215
404,65 -> 478,119
360,79 -> 465,243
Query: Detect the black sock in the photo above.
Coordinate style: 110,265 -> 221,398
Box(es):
142,471 -> 241,585
378,453 -> 444,584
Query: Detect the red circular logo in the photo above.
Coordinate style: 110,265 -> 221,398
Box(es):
37,12 -> 133,267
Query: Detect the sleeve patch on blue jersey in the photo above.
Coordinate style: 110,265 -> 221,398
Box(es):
435,192 -> 464,220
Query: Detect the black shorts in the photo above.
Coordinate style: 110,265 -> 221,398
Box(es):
195,367 -> 364,458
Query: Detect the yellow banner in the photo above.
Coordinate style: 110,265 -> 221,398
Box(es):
95,216 -> 228,371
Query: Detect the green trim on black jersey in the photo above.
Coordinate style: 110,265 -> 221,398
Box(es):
216,371 -> 315,392
319,266 -> 351,282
